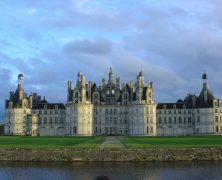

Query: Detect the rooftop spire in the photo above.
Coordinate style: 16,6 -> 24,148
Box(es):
108,66 -> 114,84
109,66 -> 113,75
202,73 -> 208,88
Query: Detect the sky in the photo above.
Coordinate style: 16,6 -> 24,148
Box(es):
1,0 -> 222,121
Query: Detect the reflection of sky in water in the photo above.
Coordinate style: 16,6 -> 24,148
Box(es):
0,161 -> 221,180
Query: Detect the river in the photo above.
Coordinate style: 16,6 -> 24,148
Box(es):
0,161 -> 222,180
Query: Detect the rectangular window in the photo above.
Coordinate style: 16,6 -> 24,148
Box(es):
159,117 -> 162,124
188,117 -> 191,123
169,117 -> 172,124
164,117 -> 166,123
179,117 -> 182,123
60,118 -> 63,124
150,117 -> 153,123
197,116 -> 200,123
215,116 -> 219,122
73,126 -> 77,134
150,126 -> 153,133
44,117 -> 47,124
94,118 -> 97,124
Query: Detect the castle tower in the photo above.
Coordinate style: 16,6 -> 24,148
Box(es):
198,73 -> 215,106
102,78 -> 106,89
80,73 -> 86,103
136,71 -> 143,102
5,73 -> 32,135
108,66 -> 114,85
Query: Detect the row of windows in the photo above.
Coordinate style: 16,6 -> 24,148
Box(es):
215,126 -> 222,133
158,117 -> 192,124
94,108 -> 154,115
94,127 -> 129,134
44,105 -> 59,109
158,109 -> 192,115
159,108 -> 222,115
214,116 -> 222,122
38,110 -> 63,115
92,93 -> 129,100
39,117 -> 64,124
104,117 -> 128,124
132,107 -> 154,114
93,108 -> 128,115
215,109 -> 222,113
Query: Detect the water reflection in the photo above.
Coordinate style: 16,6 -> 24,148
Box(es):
0,161 -> 222,180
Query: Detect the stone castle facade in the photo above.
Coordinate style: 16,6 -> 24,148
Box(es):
4,68 -> 222,136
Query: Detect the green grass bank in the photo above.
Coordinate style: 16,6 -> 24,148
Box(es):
119,136 -> 222,148
0,135 -> 222,149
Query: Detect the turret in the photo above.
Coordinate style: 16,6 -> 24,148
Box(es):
108,66 -> 114,85
80,73 -> 86,102
102,78 -> 106,89
136,72 -> 143,102
67,81 -> 72,102
17,74 -> 25,101
202,73 -> 208,103
9,92 -> 14,101
116,77 -> 120,90
88,81 -> 92,101
28,94 -> 33,108
198,73 -> 215,107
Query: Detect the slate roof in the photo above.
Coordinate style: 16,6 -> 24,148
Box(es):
33,103 -> 65,109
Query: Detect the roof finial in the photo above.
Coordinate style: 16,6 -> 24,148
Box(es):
110,66 -> 112,74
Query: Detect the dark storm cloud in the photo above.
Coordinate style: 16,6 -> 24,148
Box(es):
63,37 -> 112,55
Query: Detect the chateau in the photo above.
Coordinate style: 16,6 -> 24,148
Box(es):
4,68 -> 222,136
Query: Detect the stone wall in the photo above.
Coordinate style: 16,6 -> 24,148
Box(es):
0,148 -> 222,162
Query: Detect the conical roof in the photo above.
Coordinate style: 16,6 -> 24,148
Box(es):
197,85 -> 215,108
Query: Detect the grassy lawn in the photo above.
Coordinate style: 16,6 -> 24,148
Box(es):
118,136 -> 222,148
0,136 -> 222,149
0,136 -> 106,148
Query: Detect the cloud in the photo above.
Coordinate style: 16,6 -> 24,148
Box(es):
26,8 -> 37,15
63,37 -> 112,55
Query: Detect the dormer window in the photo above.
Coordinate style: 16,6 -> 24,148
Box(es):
173,104 -> 176,109
214,101 -> 218,107
55,105 -> 58,109
163,105 -> 166,109
44,105 -> 47,109
94,94 -> 98,99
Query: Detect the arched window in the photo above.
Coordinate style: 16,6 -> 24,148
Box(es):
216,126 -> 219,132
215,116 -> 219,122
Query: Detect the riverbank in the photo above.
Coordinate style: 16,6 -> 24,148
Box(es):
0,148 -> 222,162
